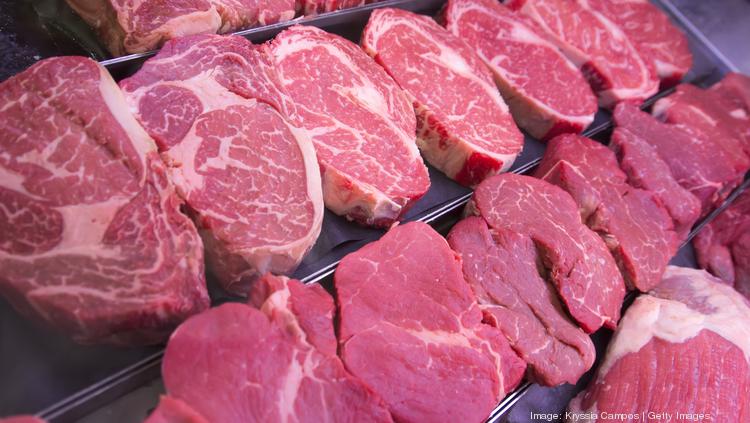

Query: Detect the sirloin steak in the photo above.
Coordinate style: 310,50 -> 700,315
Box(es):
0,57 -> 208,345
66,0 -> 295,55
269,25 -> 430,227
609,127 -> 701,241
362,8 -> 523,187
120,34 -> 323,296
443,0 -> 597,140
162,274 -> 393,423
534,134 -> 676,292
694,189 -> 750,299
583,0 -> 692,87
468,174 -> 626,333
507,0 -> 659,107
335,222 -> 526,423
447,217 -> 595,386
568,266 -> 750,422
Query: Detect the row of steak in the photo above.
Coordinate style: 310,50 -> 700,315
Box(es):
65,0 -> 387,55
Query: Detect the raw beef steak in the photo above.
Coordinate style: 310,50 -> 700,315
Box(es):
613,103 -> 744,215
583,0 -> 692,87
0,57 -> 208,345
711,72 -> 750,116
298,0 -> 364,15
162,274 -> 393,423
609,127 -> 701,241
362,8 -> 523,186
66,0 -> 295,55
569,266 -> 750,422
694,189 -> 750,299
269,25 -> 430,227
120,34 -> 324,296
447,217 -> 595,386
507,0 -> 659,107
443,0 -> 597,140
468,174 -> 625,333
335,222 -> 525,423
653,82 -> 750,159
534,134 -> 676,292
145,396 -> 208,423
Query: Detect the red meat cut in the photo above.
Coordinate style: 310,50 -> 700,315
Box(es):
0,57 -> 208,345
447,217 -> 595,386
65,0 -> 295,55
507,0 -> 658,107
145,397 -> 208,423
583,0 -> 692,87
609,127 -> 701,241
613,103 -> 744,215
298,0 -> 364,15
534,134 -> 676,292
362,8 -> 523,186
443,0 -> 597,140
468,174 -> 626,333
568,266 -> 750,422
162,274 -> 393,423
653,83 -> 750,166
711,72 -> 750,117
694,189 -> 750,299
335,222 -> 525,423
120,34 -> 324,296
269,25 -> 430,227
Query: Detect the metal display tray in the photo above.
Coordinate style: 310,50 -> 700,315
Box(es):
0,0 -> 742,421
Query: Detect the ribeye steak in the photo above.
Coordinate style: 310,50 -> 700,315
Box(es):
507,0 -> 658,107
65,0 -> 295,55
362,8 -> 523,187
120,34 -> 324,296
269,25 -> 430,227
443,0 -> 597,140
583,0 -> 692,87
0,57 -> 208,345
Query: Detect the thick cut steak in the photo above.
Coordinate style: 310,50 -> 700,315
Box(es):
0,57 -> 208,345
120,34 -> 323,296
583,0 -> 692,87
711,72 -> 750,116
694,190 -> 750,299
568,266 -> 750,422
269,25 -> 430,227
609,127 -> 700,241
613,103 -> 744,215
653,82 -> 750,160
335,222 -> 525,423
162,274 -> 393,423
66,0 -> 295,55
534,134 -> 676,292
362,8 -> 523,187
468,174 -> 625,333
443,0 -> 597,140
145,397 -> 208,423
447,217 -> 595,386
507,0 -> 658,107
298,0 -> 364,14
